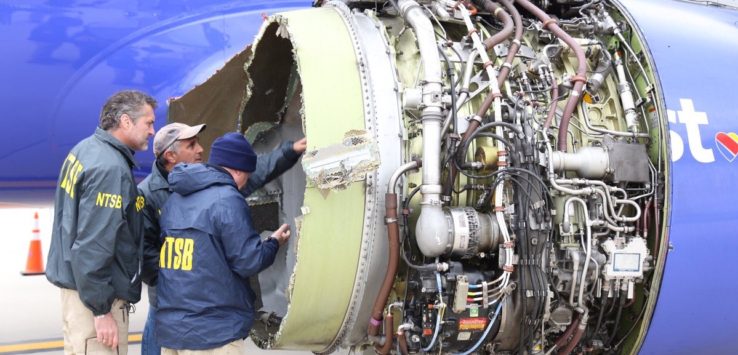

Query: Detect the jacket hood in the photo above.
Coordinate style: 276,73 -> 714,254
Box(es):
168,163 -> 237,196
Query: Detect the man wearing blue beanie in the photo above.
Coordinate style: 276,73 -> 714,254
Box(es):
155,132 -> 304,354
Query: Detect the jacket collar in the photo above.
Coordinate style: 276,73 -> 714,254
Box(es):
148,161 -> 170,191
95,127 -> 137,167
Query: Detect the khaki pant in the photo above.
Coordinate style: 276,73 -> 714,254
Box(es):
60,288 -> 129,355
162,340 -> 245,355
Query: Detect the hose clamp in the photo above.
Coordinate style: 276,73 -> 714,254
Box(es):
469,115 -> 483,123
542,18 -> 558,29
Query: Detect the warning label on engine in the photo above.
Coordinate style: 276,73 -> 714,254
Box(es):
459,317 -> 487,331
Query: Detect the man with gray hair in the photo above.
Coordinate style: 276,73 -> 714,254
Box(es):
47,90 -> 156,354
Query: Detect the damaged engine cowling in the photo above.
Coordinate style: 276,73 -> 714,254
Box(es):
172,0 -> 667,354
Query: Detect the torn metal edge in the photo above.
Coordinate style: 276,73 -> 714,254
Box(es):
245,13 -> 305,350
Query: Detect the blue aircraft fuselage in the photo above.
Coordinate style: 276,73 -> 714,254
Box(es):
2,1 -> 738,354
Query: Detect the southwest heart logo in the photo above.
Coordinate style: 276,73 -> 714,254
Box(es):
715,132 -> 738,162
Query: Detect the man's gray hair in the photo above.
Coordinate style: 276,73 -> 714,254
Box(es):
156,140 -> 182,164
99,90 -> 158,130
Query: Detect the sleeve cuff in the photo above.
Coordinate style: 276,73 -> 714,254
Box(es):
282,141 -> 301,161
91,306 -> 111,317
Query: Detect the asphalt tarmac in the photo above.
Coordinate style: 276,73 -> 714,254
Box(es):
0,208 -> 313,354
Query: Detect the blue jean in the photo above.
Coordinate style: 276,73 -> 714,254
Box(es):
141,306 -> 161,355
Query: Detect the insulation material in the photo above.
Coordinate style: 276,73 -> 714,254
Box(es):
168,48 -> 252,158
241,19 -> 296,130
302,130 -> 380,192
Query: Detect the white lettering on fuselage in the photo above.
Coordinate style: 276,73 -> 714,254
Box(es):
668,98 -> 715,163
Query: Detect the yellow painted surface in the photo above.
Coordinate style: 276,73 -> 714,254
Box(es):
0,333 -> 141,353
265,7 -> 366,351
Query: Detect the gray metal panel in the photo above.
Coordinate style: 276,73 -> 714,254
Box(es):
321,2 -> 405,351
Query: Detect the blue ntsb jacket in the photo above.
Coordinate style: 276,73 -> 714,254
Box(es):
156,163 -> 280,350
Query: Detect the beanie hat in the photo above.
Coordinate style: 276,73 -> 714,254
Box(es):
209,132 -> 257,173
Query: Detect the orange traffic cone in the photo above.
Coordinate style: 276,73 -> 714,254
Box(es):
21,211 -> 45,276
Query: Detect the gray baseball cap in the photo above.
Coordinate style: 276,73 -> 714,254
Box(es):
153,122 -> 206,157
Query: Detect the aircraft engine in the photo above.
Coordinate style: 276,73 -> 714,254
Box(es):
171,0 -> 667,353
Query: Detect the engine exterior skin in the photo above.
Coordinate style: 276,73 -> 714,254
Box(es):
254,8 -> 367,351
619,1 -> 738,354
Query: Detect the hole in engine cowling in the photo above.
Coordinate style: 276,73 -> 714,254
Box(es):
239,20 -> 306,345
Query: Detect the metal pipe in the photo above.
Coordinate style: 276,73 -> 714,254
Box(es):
442,49 -> 479,135
582,101 -> 650,138
399,0 -> 443,187
543,138 -> 594,195
544,72 -> 558,131
614,30 -> 652,89
550,147 -> 609,179
564,197 -> 592,307
469,1 -> 510,119
388,161 -> 420,193
587,256 -> 600,297
399,0 -> 448,258
545,143 -> 642,225
615,52 -> 641,134
569,249 -> 580,307
588,49 -> 612,93
455,2 -> 504,137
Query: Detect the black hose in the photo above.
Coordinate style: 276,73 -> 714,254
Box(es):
607,292 -> 626,346
400,243 -> 438,271
613,296 -> 649,350
477,121 -> 525,135
595,293 -> 608,335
